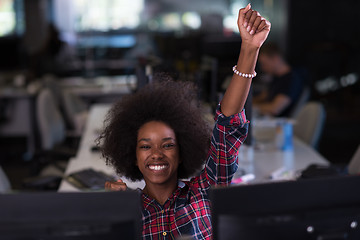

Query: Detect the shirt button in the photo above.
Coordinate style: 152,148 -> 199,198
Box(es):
163,232 -> 167,236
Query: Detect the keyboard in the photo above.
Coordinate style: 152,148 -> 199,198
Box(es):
67,168 -> 116,190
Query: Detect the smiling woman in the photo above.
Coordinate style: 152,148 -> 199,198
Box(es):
99,4 -> 270,239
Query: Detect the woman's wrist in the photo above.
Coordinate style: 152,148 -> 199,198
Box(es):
240,42 -> 260,55
236,42 -> 260,73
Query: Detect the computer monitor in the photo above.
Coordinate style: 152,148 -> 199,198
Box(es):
0,191 -> 142,240
210,175 -> 360,240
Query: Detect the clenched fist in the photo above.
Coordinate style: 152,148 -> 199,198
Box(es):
238,3 -> 271,49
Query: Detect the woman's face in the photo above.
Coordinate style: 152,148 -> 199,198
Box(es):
136,121 -> 180,186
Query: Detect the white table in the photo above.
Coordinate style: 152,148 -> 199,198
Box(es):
238,118 -> 329,182
59,104 -> 328,192
237,138 -> 328,183
74,104 -> 109,160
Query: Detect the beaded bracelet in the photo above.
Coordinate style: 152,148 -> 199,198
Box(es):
232,65 -> 257,78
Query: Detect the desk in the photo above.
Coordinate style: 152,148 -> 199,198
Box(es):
240,118 -> 329,182
237,138 -> 328,182
74,104 -> 110,160
59,104 -> 328,192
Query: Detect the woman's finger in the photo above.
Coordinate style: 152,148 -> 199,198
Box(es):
105,181 -> 111,190
247,10 -> 260,33
256,20 -> 267,33
105,180 -> 127,191
238,3 -> 251,28
244,9 -> 254,28
111,183 -> 127,191
250,15 -> 263,35
256,19 -> 271,33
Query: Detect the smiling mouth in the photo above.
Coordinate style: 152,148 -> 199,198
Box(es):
147,164 -> 169,171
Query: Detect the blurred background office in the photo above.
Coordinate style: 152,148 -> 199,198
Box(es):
0,0 -> 359,191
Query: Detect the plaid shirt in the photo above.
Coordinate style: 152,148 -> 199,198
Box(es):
141,105 -> 248,239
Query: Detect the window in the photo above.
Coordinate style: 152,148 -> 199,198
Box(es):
0,0 -> 16,36
55,0 -> 144,32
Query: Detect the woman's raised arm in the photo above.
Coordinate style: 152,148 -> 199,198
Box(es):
221,3 -> 271,117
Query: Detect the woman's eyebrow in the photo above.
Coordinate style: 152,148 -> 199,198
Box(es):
162,137 -> 175,141
138,137 -> 175,143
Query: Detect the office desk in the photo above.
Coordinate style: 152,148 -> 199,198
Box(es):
59,104 -> 328,192
237,138 -> 328,183
242,118 -> 329,182
74,104 -> 110,160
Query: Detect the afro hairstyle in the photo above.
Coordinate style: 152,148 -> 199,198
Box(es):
98,79 -> 211,181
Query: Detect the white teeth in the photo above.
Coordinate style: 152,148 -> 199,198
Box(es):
149,165 -> 167,171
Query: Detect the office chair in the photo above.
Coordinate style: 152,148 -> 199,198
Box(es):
36,87 -> 79,157
43,76 -> 88,136
348,145 -> 360,175
293,101 -> 326,149
36,88 -> 66,152
290,87 -> 310,118
0,165 -> 11,193
62,89 -> 88,135
26,88 -> 77,190
42,75 -> 63,107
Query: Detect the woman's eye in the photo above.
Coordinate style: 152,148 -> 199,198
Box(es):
164,143 -> 175,149
140,145 -> 150,149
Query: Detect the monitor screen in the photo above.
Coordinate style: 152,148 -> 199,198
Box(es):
210,175 -> 360,240
0,191 -> 141,240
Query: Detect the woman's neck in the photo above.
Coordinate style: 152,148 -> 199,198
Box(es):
143,180 -> 178,205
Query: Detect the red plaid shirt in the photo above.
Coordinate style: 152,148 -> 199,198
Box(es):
141,105 -> 248,239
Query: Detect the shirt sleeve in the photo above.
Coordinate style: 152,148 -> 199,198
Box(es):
191,103 -> 249,189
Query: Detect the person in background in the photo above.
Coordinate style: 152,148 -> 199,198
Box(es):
253,42 -> 304,117
28,23 -> 64,77
100,4 -> 270,239
28,23 -> 78,78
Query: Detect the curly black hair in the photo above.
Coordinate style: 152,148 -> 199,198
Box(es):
98,79 -> 211,181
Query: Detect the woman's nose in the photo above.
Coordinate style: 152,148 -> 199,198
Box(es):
151,147 -> 164,159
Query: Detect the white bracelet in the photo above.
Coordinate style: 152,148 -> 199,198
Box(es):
232,65 -> 257,78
